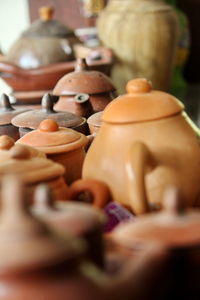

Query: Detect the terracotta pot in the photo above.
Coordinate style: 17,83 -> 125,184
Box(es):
11,93 -> 89,136
87,111 -> 103,134
0,94 -> 29,140
17,119 -> 88,184
111,186 -> 200,298
83,78 -> 200,215
0,175 -> 170,300
53,58 -> 116,115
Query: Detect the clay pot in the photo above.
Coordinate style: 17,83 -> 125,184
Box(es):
11,93 -> 89,137
33,184 -> 107,268
87,111 -> 103,134
0,94 -> 29,140
0,175 -> 170,300
17,119 -> 88,184
5,6 -> 78,69
53,58 -> 116,115
83,78 -> 200,215
111,186 -> 200,298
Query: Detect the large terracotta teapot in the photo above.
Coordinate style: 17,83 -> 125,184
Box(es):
83,78 -> 200,215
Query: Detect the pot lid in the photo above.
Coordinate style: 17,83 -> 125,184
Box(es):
112,187 -> 200,248
0,144 -> 65,184
17,119 -> 88,154
102,79 -> 184,124
0,94 -> 29,125
0,175 -> 85,274
53,58 -> 116,96
33,184 -> 106,236
87,111 -> 103,127
21,6 -> 74,38
0,135 -> 45,161
11,94 -> 84,129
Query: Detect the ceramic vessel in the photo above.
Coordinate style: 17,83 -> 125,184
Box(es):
11,93 -> 89,136
0,94 -> 29,140
87,111 -> 103,134
83,78 -> 200,215
53,58 -> 116,115
112,186 -> 200,298
97,0 -> 179,94
0,175 -> 169,300
17,119 -> 88,184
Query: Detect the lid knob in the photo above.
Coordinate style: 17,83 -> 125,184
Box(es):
0,135 -> 15,150
126,78 -> 152,94
10,144 -> 31,160
75,58 -> 89,72
41,93 -> 55,113
39,6 -> 54,21
39,119 -> 59,132
34,184 -> 55,213
0,94 -> 14,111
163,186 -> 186,216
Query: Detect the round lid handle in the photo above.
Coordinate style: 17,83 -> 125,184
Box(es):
0,135 -> 15,150
34,184 -> 55,213
0,94 -> 15,111
75,58 -> 89,72
126,78 -> 152,94
41,93 -> 55,113
39,6 -> 54,21
10,144 -> 31,160
163,186 -> 186,217
38,119 -> 59,132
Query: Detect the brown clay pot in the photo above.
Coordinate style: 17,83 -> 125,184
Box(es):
53,58 -> 116,115
17,119 -> 88,184
111,186 -> 200,298
11,93 -> 89,137
0,94 -> 29,140
83,78 -> 200,215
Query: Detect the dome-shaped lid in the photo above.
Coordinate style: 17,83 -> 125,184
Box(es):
11,94 -> 84,129
0,135 -> 45,161
53,58 -> 116,96
112,187 -> 200,248
0,94 -> 29,125
33,184 -> 106,236
0,175 -> 85,274
0,144 -> 65,184
17,119 -> 88,154
21,6 -> 74,38
87,111 -> 103,127
103,79 -> 184,124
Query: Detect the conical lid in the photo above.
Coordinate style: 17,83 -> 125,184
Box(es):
112,187 -> 200,248
21,6 -> 74,38
0,94 -> 29,125
103,79 -> 184,124
17,119 -> 88,154
0,135 -> 45,161
0,175 -> 85,274
53,58 -> 116,96
11,94 -> 84,129
0,144 -> 65,184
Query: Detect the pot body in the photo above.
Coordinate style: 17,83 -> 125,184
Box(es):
83,113 -> 200,214
97,0 -> 179,93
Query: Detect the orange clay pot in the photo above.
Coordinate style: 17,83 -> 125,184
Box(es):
83,78 -> 200,215
17,119 -> 88,184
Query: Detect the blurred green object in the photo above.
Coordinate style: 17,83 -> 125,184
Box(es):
166,0 -> 190,100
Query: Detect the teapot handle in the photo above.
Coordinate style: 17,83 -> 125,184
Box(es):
126,141 -> 155,215
68,179 -> 111,208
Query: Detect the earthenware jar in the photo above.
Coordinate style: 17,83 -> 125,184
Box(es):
97,0 -> 179,94
0,175 -> 169,300
6,6 -> 78,69
17,119 -> 88,184
83,78 -> 200,215
53,58 -> 116,114
33,184 -> 107,268
112,186 -> 200,298
0,143 -> 68,201
0,94 -> 29,140
87,111 -> 103,134
11,93 -> 89,136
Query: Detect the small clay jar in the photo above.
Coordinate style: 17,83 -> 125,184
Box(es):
33,184 -> 107,268
0,94 -> 29,140
0,142 -> 68,201
87,111 -> 103,134
111,187 -> 200,298
17,119 -> 88,184
53,58 -> 116,115
11,93 -> 89,137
